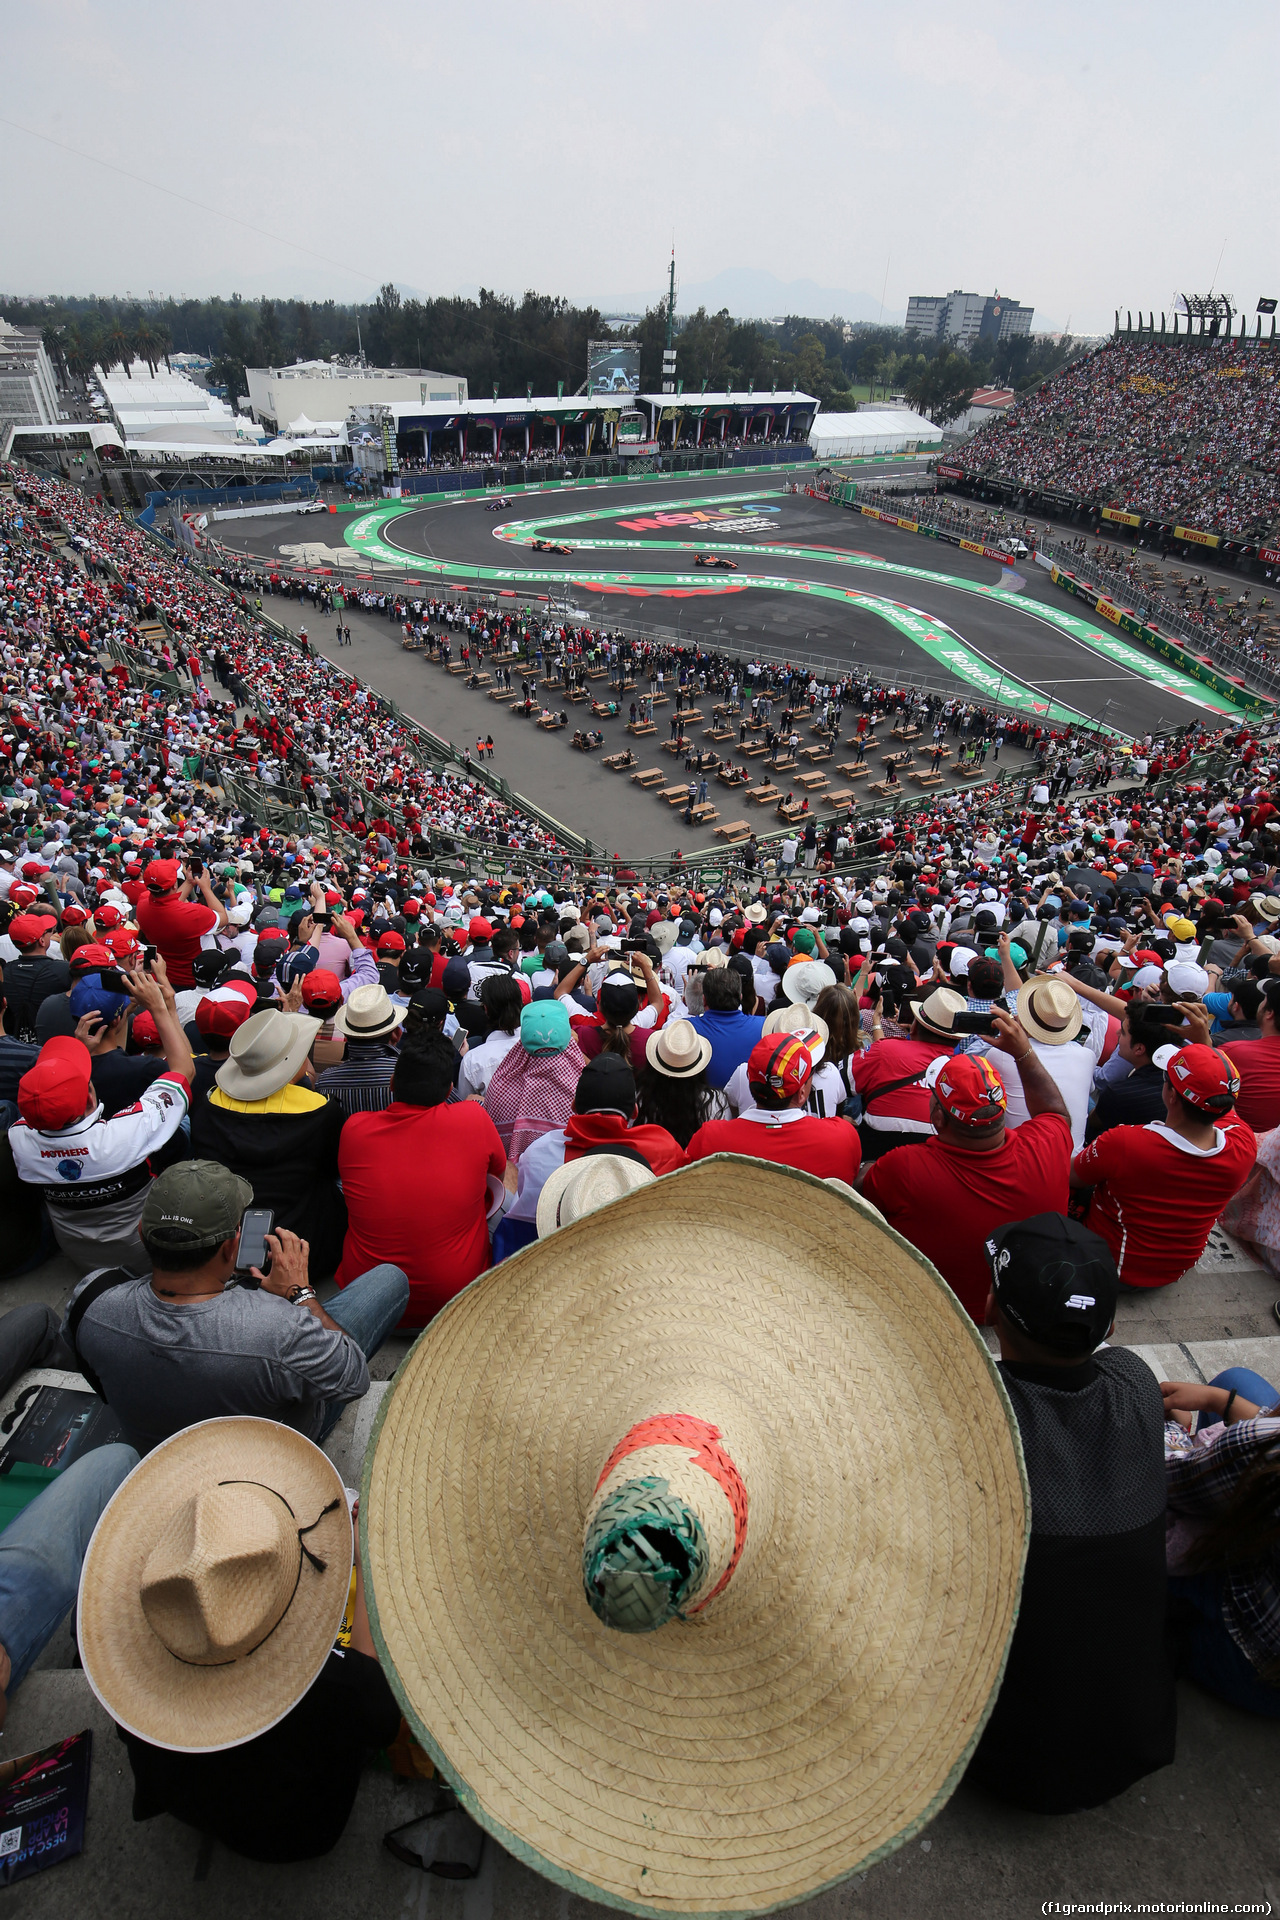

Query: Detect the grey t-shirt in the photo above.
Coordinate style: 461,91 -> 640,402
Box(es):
67,1272 -> 369,1454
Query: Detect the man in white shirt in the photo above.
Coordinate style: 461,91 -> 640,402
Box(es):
972,976 -> 1095,1149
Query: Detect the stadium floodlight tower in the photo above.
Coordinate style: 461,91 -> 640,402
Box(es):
662,248 -> 677,394
1176,292 -> 1236,335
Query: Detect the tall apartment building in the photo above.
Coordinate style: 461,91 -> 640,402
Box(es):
0,320 -> 61,433
904,291 -> 1034,347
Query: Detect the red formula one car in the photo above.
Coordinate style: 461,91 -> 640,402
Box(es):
694,553 -> 739,570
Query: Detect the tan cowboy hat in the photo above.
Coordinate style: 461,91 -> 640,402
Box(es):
536,1151 -> 656,1237
762,1001 -> 830,1066
649,919 -> 679,957
907,984 -> 969,1040
362,1159 -> 1028,1916
644,1017 -> 712,1079
79,1418 -> 351,1753
331,983 -> 406,1041
1016,975 -> 1083,1045
691,945 -> 727,970
780,958 -> 836,1009
744,902 -> 768,923
1251,894 -> 1280,924
215,1008 -> 320,1102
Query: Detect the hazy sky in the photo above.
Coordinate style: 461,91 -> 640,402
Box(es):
4,0 -> 1277,333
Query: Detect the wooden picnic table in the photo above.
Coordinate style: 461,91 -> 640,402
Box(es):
749,784 -> 780,805
630,768 -> 665,788
796,772 -> 829,791
602,752 -> 637,771
801,746 -> 832,764
715,820 -> 751,842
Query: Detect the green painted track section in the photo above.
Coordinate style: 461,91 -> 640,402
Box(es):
343,490 -> 1249,728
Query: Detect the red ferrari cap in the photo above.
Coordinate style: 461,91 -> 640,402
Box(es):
746,1033 -> 814,1100
8,884 -> 40,907
69,942 -> 116,974
1154,1042 -> 1240,1114
93,904 -> 125,930
194,990 -> 255,1039
301,968 -> 343,1010
61,903 -> 90,926
131,1010 -> 160,1047
7,914 -> 51,946
17,1036 -> 93,1131
144,858 -> 180,892
376,930 -> 406,955
924,1052 -> 1008,1127
468,916 -> 493,942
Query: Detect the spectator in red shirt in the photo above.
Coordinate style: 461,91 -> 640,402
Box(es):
847,985 -> 968,1159
1070,1040 -> 1257,1291
686,1030 -> 861,1182
860,1012 -> 1073,1322
336,1033 -> 510,1328
561,1053 -> 687,1176
1214,980 -> 1280,1133
135,857 -> 229,990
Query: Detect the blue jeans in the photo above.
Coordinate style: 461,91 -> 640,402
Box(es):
0,1443 -> 139,1693
1167,1570 -> 1280,1719
319,1263 -> 410,1440
1197,1366 -> 1280,1431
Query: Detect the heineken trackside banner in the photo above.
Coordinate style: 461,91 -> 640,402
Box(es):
1049,567 -> 1271,715
1101,508 -> 1141,527
1174,525 -> 1221,549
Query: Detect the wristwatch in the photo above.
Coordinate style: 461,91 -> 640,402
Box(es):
287,1285 -> 318,1306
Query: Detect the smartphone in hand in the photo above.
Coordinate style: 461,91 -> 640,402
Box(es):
235,1208 -> 275,1283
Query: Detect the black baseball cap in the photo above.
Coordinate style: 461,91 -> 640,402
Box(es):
405,987 -> 449,1030
575,1052 -> 636,1116
986,1214 -> 1118,1356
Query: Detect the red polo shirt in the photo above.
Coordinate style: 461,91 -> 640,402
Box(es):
134,889 -> 219,988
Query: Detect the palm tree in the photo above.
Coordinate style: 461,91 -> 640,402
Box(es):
102,323 -> 133,377
132,319 -> 163,378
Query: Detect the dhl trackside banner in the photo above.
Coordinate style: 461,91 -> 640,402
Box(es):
1094,598 -> 1124,625
1174,525 -> 1221,548
1049,567 -> 1271,715
959,537 -> 1019,564
1101,508 -> 1141,527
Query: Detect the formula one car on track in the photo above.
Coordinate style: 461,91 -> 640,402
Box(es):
694,553 -> 738,570
531,539 -> 574,554
485,497 -> 514,512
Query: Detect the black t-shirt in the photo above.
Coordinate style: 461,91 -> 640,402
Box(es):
3,955 -> 71,1044
121,1647 -> 401,1861
967,1350 -> 1175,1813
0,1033 -> 39,1105
35,990 -> 76,1043
1084,1062 -> 1166,1141
90,1049 -> 166,1119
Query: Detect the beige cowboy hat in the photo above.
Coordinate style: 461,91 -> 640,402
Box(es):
644,1017 -> 712,1080
331,983 -> 406,1042
362,1158 -> 1028,1917
1251,894 -> 1280,924
907,984 -> 969,1040
649,919 -> 679,957
744,902 -> 768,923
535,1151 -> 656,1238
762,1001 -> 830,1066
1016,975 -> 1084,1045
215,1008 -> 321,1102
780,958 -> 836,1009
691,945 -> 727,971
79,1418 -> 351,1753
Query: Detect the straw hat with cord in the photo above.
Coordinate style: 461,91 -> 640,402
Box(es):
214,1009 -> 320,1102
331,983 -> 406,1042
536,1150 -> 656,1237
78,1418 -> 351,1753
1015,976 -> 1083,1046
644,1018 -> 712,1080
906,985 -> 969,1041
362,1157 -> 1029,1918
761,1002 -> 829,1067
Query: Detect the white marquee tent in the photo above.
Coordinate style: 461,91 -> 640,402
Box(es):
808,409 -> 941,459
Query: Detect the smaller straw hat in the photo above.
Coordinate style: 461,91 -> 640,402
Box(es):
78,1418 -> 351,1753
908,985 -> 969,1039
780,958 -> 836,1008
215,1009 -> 320,1102
762,1001 -> 830,1066
1015,976 -> 1083,1045
744,902 -> 768,923
649,920 -> 679,956
331,983 -> 406,1041
644,1018 -> 712,1079
536,1153 -> 656,1238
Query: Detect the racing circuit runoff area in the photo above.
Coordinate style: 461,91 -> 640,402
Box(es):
227,469 -> 1264,851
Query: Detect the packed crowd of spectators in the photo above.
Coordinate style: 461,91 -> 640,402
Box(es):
950,338 -> 1280,542
2,453 -> 1280,1883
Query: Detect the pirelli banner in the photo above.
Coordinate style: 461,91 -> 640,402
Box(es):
1101,508 -> 1141,527
1174,525 -> 1221,549
1259,546 -> 1280,567
1049,567 -> 1271,715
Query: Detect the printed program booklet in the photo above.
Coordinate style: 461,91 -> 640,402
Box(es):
0,1730 -> 92,1883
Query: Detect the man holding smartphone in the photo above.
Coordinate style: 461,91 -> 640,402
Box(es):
136,857 -> 230,990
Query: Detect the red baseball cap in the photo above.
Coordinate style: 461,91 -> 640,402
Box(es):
746,1033 -> 815,1100
8,884 -> 40,907
144,858 -> 179,892
1154,1042 -> 1241,1115
7,914 -> 51,947
93,904 -> 125,930
103,929 -> 143,961
17,1036 -> 94,1130
131,1010 -> 160,1047
376,931 -> 406,956
20,860 -> 47,879
61,903 -> 90,926
301,968 -> 344,1011
402,899 -> 421,919
194,990 -> 255,1039
469,916 -> 493,942
923,1053 -> 1008,1127
70,942 -> 117,974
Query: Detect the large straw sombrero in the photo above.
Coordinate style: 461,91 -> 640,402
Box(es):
362,1158 -> 1028,1917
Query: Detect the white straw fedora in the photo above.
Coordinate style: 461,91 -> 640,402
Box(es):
644,1017 -> 712,1080
780,958 -> 836,1009
331,983 -> 406,1041
362,1158 -> 1028,1917
762,1002 -> 830,1067
906,984 -> 969,1040
78,1418 -> 351,1753
535,1151 -> 656,1238
214,1009 -> 321,1101
1015,975 -> 1083,1046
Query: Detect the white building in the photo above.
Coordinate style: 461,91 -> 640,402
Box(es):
905,291 -> 1034,347
809,409 -> 941,459
98,361 -> 267,453
246,361 -> 467,433
0,320 -> 61,433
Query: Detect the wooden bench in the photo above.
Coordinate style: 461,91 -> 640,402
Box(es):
566,688 -> 587,703
715,821 -> 752,843
649,693 -> 669,707
743,743 -> 770,758
772,757 -> 797,775
882,751 -> 913,769
630,768 -> 666,788
891,726 -> 922,742
662,787 -> 692,805
538,715 -> 565,731
487,688 -> 518,703
675,708 -> 703,725
823,789 -> 855,808
910,771 -> 945,788
704,726 -> 734,742
602,752 -> 637,771
468,671 -> 491,687
691,803 -> 719,825
749,784 -> 780,806
627,721 -> 657,737
796,772 -> 829,792
446,662 -> 469,675
590,701 -> 618,719
586,667 -> 608,680
776,799 -> 805,823
491,649 -> 518,664
836,761 -> 867,778
866,780 -> 898,797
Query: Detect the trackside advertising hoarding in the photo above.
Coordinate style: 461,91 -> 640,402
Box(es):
1049,566 -> 1271,715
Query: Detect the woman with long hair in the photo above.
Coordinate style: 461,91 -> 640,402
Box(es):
635,1019 -> 727,1150
1163,1368 -> 1280,1717
812,983 -> 864,1108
